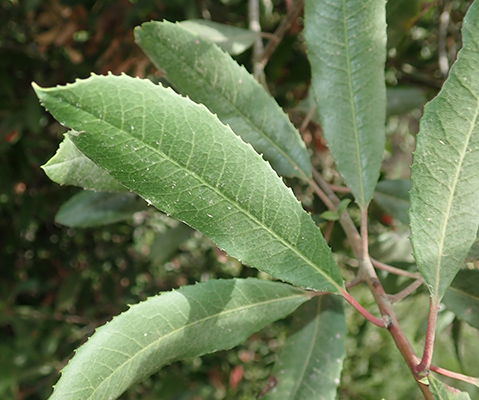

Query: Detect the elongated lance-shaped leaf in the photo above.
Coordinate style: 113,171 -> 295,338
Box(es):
134,21 -> 311,180
33,74 -> 343,292
409,1 -> 479,300
304,0 -> 387,207
43,135 -> 126,192
262,295 -> 346,400
48,278 -> 311,400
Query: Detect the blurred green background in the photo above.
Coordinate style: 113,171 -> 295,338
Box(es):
1,0 -> 478,399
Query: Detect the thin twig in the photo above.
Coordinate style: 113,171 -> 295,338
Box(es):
258,0 -> 305,68
329,184 -> 351,193
430,365 -> 479,388
248,0 -> 268,88
340,288 -> 386,328
345,274 -> 363,289
438,2 -> 451,77
323,220 -> 335,243
387,278 -> 424,303
372,258 -> 422,280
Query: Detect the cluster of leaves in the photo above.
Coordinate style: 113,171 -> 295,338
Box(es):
4,0 -> 479,399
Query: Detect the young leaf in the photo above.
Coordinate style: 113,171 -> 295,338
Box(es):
443,269 -> 479,329
374,179 -> 411,225
261,295 -> 346,400
48,278 -> 311,400
134,21 -> 311,180
429,374 -> 471,400
409,1 -> 479,300
304,0 -> 387,207
43,135 -> 126,192
33,74 -> 343,292
55,191 -> 147,228
178,19 -> 259,55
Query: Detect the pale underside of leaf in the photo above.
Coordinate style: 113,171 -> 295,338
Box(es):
33,74 -> 343,292
409,1 -> 479,300
304,0 -> 387,207
134,21 -> 311,180
428,374 -> 472,400
262,295 -> 346,400
48,279 -> 311,400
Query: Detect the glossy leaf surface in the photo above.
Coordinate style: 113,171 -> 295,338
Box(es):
42,136 -> 125,192
55,191 -> 147,227
34,74 -> 343,292
48,278 -> 311,400
304,0 -> 387,206
410,1 -> 479,300
443,269 -> 479,329
135,21 -> 311,179
262,295 -> 346,400
178,19 -> 259,55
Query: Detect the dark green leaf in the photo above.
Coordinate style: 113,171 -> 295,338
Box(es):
443,269 -> 479,329
410,1 -> 479,300
55,191 -> 148,228
48,278 -> 311,400
135,21 -> 311,179
262,295 -> 346,400
304,0 -> 387,206
34,74 -> 343,292
374,179 -> 411,224
386,87 -> 426,117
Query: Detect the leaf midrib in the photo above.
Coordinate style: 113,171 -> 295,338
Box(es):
86,292 -> 307,398
341,0 -> 366,205
142,23 -> 310,180
57,84 -> 341,291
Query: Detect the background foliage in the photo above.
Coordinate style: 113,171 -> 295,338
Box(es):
1,0 -> 478,399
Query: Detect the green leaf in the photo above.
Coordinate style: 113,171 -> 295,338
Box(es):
262,295 -> 346,400
409,1 -> 479,300
319,199 -> 351,222
443,269 -> 479,329
374,179 -> 411,225
147,223 -> 194,265
429,374 -> 472,400
304,0 -> 387,207
55,191 -> 148,228
465,231 -> 479,262
48,278 -> 311,400
42,136 -> 126,192
386,87 -> 426,117
33,74 -> 343,292
178,19 -> 259,55
134,21 -> 311,180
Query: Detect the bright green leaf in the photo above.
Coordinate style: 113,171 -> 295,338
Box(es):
409,1 -> 479,300
374,179 -> 411,225
42,136 -> 126,192
319,199 -> 351,222
33,74 -> 343,292
429,374 -> 472,400
134,21 -> 311,180
304,0 -> 387,207
55,191 -> 148,228
178,19 -> 259,55
262,295 -> 346,400
48,278 -> 311,400
443,269 -> 479,329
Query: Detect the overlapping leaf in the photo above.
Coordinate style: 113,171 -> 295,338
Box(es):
135,21 -> 311,179
262,295 -> 346,400
43,136 -> 125,192
429,374 -> 471,400
374,179 -> 411,224
34,74 -> 343,292
48,278 -> 311,400
410,1 -> 479,300
304,0 -> 387,207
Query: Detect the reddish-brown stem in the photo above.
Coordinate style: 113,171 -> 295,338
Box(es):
345,274 -> 363,289
340,289 -> 386,328
387,278 -> 424,303
329,184 -> 351,193
416,297 -> 440,376
371,258 -> 422,279
430,365 -> 479,387
323,220 -> 334,243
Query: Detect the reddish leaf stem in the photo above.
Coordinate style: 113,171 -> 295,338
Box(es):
387,278 -> 424,303
371,258 -> 422,280
430,365 -> 479,388
416,297 -> 440,376
340,289 -> 386,328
